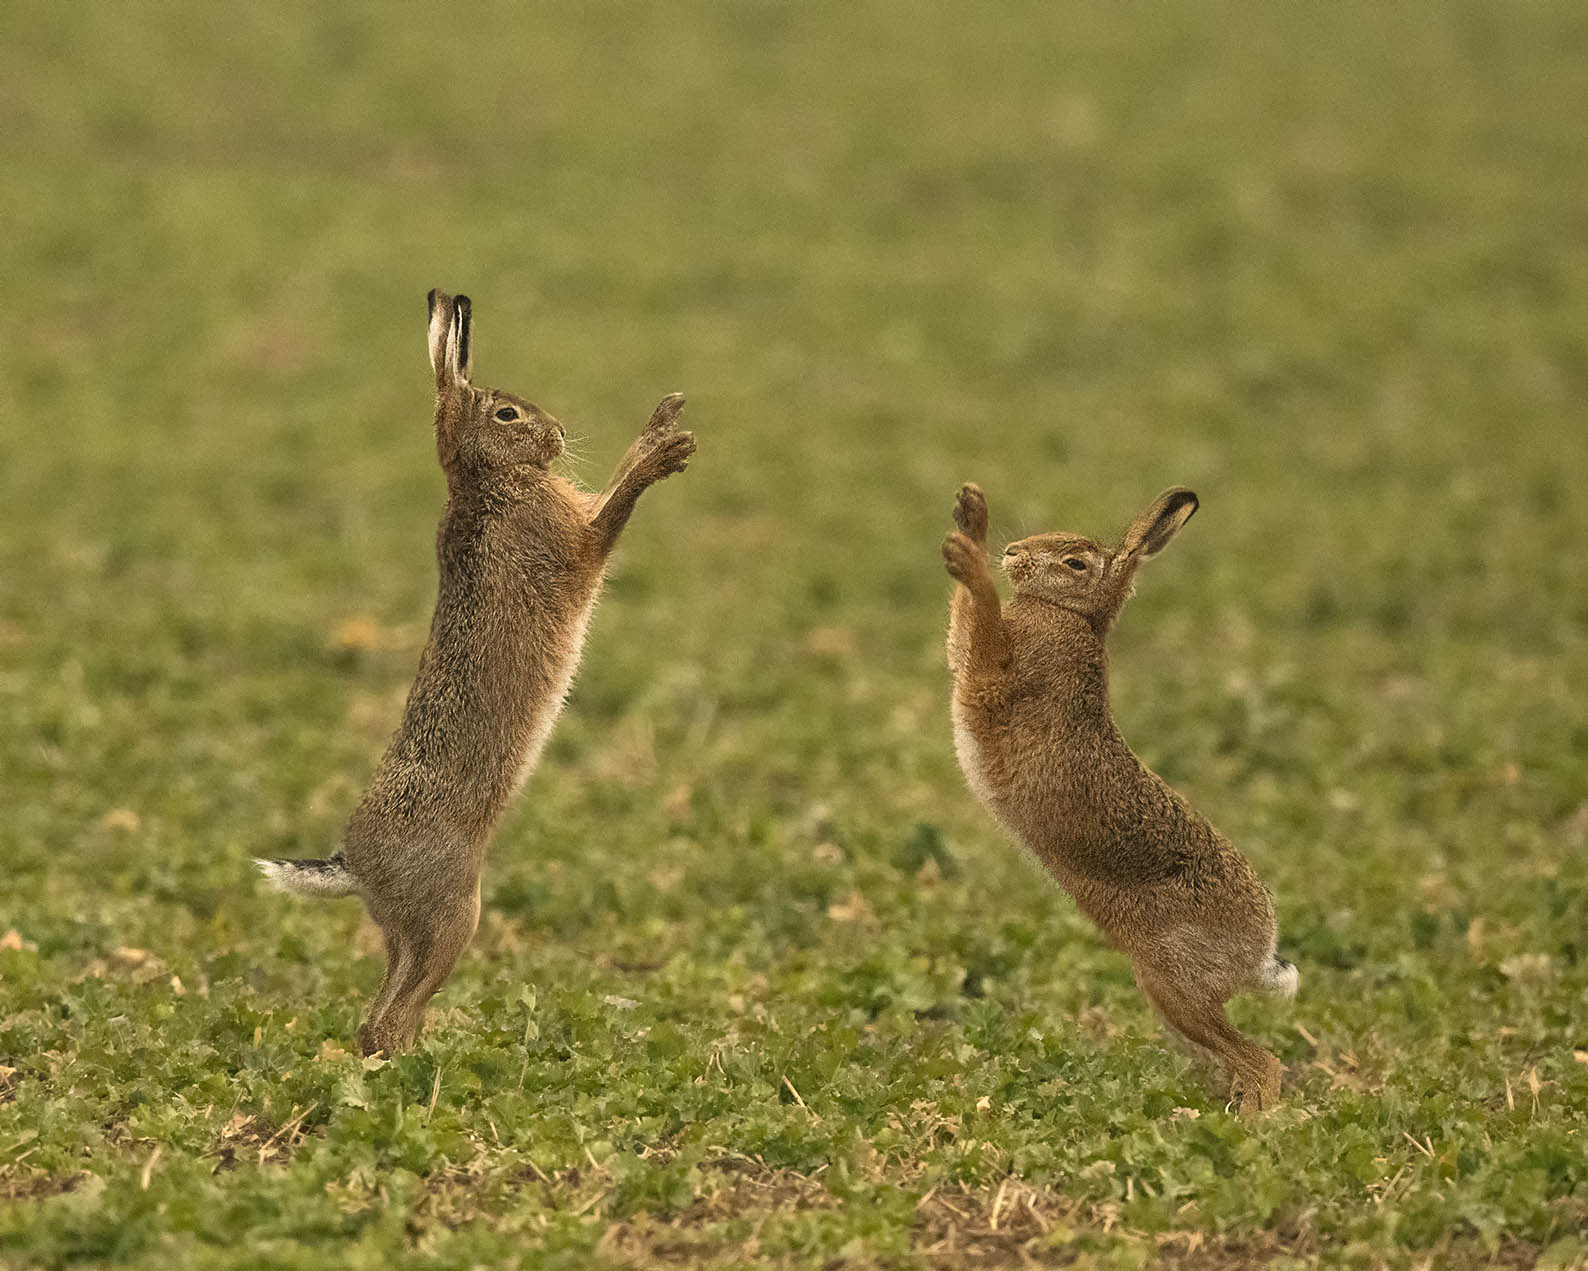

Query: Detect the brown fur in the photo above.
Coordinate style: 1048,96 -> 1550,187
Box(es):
260,290 -> 695,1056
943,482 -> 1294,1115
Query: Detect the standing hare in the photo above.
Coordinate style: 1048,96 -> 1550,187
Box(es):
260,290 -> 696,1056
943,482 -> 1295,1114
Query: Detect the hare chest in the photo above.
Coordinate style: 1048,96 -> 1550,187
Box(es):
951,692 -> 1024,819
510,584 -> 602,795
951,696 -> 995,809
952,683 -> 1099,859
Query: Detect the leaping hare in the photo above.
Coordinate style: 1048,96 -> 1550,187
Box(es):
260,290 -> 696,1056
943,482 -> 1295,1114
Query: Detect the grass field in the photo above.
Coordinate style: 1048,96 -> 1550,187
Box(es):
3,1 -> 1588,1266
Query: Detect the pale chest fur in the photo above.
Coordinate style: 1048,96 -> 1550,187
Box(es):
950,693 -> 999,812
952,688 -> 1058,845
510,573 -> 602,796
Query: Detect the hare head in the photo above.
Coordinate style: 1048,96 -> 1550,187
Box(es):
427,289 -> 566,482
1002,487 -> 1198,628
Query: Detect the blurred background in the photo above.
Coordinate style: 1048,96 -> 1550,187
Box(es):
7,0 -> 1588,1030
6,0 -> 1588,1048
2,0 -> 1587,1259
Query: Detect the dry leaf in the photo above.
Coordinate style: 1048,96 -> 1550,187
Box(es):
140,1145 -> 162,1190
1,929 -> 38,953
647,864 -> 683,893
803,626 -> 856,658
661,783 -> 693,821
332,617 -> 383,651
1499,953 -> 1554,982
826,891 -> 873,924
100,808 -> 141,833
1562,803 -> 1588,847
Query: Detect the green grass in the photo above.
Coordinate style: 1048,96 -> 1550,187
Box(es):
3,1 -> 1588,1266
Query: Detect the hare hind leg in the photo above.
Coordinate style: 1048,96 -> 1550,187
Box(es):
1144,995 -> 1221,1076
358,924 -> 408,1054
1137,971 -> 1282,1116
358,884 -> 481,1057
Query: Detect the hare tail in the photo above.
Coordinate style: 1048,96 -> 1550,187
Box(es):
256,853 -> 358,899
1256,954 -> 1299,1000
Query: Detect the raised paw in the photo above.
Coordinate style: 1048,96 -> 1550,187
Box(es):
953,483 -> 989,543
645,392 -> 687,435
644,429 -> 696,480
942,530 -> 989,586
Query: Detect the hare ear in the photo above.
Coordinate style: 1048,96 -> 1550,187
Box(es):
452,294 -> 473,383
427,289 -> 452,383
1120,487 -> 1198,560
426,289 -> 472,389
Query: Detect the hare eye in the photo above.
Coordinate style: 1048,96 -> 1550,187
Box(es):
494,406 -> 519,422
1063,557 -> 1087,572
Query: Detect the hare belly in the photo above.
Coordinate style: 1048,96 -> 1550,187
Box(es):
951,697 -> 1001,812
510,591 -> 600,795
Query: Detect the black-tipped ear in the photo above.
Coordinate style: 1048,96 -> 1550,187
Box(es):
453,294 -> 472,381
1122,487 -> 1199,559
427,289 -> 473,389
427,288 -> 453,383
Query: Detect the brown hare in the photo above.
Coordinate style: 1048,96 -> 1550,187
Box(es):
943,482 -> 1295,1115
259,290 -> 696,1056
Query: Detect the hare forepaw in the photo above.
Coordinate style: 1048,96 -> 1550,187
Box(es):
644,429 -> 696,480
645,392 -> 687,435
943,530 -> 989,586
953,483 -> 989,544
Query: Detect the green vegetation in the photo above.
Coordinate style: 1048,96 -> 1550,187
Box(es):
3,1 -> 1586,1266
